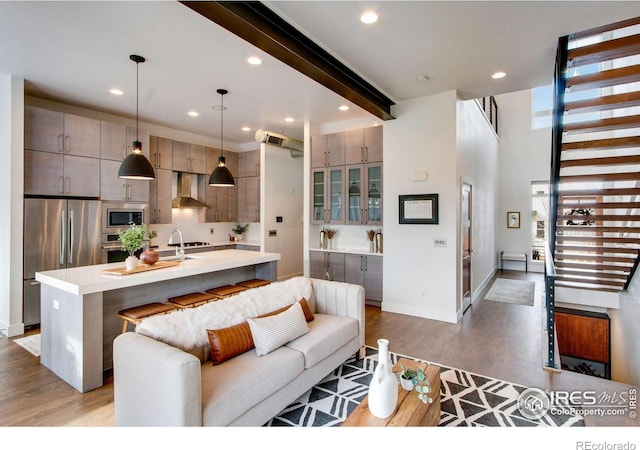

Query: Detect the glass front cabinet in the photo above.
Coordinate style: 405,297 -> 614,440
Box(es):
346,163 -> 382,225
311,167 -> 345,224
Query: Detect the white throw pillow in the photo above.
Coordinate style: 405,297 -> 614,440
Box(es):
247,302 -> 310,356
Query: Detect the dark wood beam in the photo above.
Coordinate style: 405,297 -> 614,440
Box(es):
180,1 -> 395,121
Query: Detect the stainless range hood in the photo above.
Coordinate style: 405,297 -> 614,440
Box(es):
171,172 -> 208,209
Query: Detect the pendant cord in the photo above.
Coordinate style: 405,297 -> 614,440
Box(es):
136,61 -> 139,143
220,92 -> 224,159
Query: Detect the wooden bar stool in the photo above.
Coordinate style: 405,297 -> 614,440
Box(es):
205,284 -> 249,299
168,292 -> 218,309
117,302 -> 177,334
235,278 -> 271,289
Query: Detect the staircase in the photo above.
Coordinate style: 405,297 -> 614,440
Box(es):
550,17 -> 640,294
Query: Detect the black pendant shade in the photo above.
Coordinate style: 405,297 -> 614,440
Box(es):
119,54 -> 155,180
209,89 -> 235,187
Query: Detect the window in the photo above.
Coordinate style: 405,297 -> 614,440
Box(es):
531,181 -> 549,261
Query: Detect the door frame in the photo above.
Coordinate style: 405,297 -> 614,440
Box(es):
461,182 -> 472,315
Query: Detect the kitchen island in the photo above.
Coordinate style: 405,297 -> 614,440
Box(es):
35,249 -> 279,393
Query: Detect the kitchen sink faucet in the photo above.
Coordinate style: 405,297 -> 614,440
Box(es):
169,228 -> 185,261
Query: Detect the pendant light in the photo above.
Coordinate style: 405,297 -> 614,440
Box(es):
118,54 -> 155,180
209,89 -> 235,186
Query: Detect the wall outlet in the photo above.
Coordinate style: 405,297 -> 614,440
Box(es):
434,238 -> 447,247
269,229 -> 277,237
209,228 -> 214,235
53,300 -> 59,310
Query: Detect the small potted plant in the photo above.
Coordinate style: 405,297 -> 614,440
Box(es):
232,222 -> 249,242
118,223 -> 150,271
398,364 -> 434,404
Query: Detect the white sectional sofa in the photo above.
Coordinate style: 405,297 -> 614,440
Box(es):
112,277 -> 365,426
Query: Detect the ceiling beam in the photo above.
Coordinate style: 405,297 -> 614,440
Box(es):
180,1 -> 395,121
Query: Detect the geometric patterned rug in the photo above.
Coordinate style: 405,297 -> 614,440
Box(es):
265,346 -> 585,427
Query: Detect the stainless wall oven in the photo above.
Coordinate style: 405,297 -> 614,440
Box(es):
101,202 -> 149,263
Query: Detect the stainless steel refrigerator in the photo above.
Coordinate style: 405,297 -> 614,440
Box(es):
23,198 -> 102,327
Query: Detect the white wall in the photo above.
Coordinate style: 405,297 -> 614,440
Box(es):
0,75 -> 24,337
382,91 -> 459,323
456,98 -> 500,312
493,89 -> 551,273
610,273 -> 640,386
263,144 -> 304,280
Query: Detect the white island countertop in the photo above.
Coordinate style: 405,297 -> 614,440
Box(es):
35,249 -> 280,296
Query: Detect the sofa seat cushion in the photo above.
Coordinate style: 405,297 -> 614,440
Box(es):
201,346 -> 305,426
285,313 -> 359,369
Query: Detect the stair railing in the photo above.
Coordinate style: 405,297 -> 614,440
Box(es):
545,35 -> 569,371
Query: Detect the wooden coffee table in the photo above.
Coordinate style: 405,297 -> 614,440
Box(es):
341,358 -> 441,427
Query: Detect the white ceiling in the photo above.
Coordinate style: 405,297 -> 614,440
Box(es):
1,1 -> 639,148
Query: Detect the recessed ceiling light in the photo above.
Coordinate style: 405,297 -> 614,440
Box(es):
285,117 -> 294,123
360,11 -> 378,24
247,56 -> 262,65
416,75 -> 429,83
492,71 -> 507,79
188,111 -> 199,117
110,88 -> 123,96
339,105 -> 349,111
242,126 -> 251,132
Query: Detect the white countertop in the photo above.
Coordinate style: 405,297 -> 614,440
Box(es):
309,247 -> 383,257
35,249 -> 280,296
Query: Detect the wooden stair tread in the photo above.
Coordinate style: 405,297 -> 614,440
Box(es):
554,253 -> 636,263
565,64 -> 640,92
557,187 -> 640,197
557,235 -> 640,244
562,114 -> 640,134
556,268 -> 629,279
557,225 -> 640,233
554,274 -> 625,287
558,201 -> 640,209
565,90 -> 640,113
569,17 -> 640,41
560,155 -> 640,168
555,245 -> 639,255
553,280 -> 621,293
558,213 -> 640,221
555,261 -> 633,272
567,33 -> 640,67
559,172 -> 640,183
562,136 -> 640,152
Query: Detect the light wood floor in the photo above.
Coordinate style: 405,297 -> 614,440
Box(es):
0,271 -> 637,427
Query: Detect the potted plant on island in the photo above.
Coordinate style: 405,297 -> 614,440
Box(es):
232,222 -> 249,242
118,223 -> 151,271
399,364 -> 434,404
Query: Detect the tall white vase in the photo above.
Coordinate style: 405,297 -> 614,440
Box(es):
368,338 -> 398,418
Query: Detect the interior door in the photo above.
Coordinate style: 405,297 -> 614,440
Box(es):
462,183 -> 472,313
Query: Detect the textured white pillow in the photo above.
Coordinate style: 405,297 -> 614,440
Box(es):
247,302 -> 310,356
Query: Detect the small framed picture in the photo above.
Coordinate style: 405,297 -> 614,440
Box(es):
507,211 -> 520,229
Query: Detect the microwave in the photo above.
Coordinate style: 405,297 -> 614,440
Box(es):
102,202 -> 149,233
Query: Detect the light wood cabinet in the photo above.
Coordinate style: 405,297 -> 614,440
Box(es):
149,168 -> 173,224
172,141 -> 206,174
205,150 -> 238,223
346,163 -> 383,225
25,106 -> 100,158
309,251 -> 345,282
311,167 -> 345,224
345,126 -> 383,164
24,150 -> 100,197
345,254 -> 383,303
101,123 -> 150,162
100,159 -> 150,202
237,150 -> 260,177
149,136 -> 173,169
206,148 -> 238,179
311,132 -> 345,168
237,176 -> 260,223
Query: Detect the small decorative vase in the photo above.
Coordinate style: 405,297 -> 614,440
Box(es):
368,338 -> 398,418
400,376 -> 414,391
139,248 -> 159,265
125,255 -> 138,271
235,234 -> 243,242
369,240 -> 375,253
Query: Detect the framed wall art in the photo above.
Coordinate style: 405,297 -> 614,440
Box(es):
399,194 -> 439,224
507,211 -> 520,229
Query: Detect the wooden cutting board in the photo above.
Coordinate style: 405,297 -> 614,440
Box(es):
103,260 -> 181,275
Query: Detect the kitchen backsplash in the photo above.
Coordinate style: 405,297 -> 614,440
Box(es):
149,208 -> 260,246
310,224 -> 383,253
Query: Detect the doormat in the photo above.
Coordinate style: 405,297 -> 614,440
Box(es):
485,278 -> 535,306
265,346 -> 584,427
13,333 -> 41,357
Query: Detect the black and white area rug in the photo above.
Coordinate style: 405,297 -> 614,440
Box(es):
265,346 -> 585,427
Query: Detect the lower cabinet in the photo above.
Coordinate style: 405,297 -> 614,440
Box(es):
310,251 -> 345,282
345,254 -> 383,304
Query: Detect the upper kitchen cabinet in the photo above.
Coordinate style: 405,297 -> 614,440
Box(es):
237,150 -> 260,177
172,141 -> 207,174
311,167 -> 345,225
311,132 -> 345,168
206,148 -> 238,178
149,136 -> 173,169
101,122 -> 150,162
24,150 -> 100,197
25,106 -> 100,158
149,168 -> 173,224
345,126 -> 383,165
346,164 -> 383,225
101,159 -> 149,202
237,176 -> 260,223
